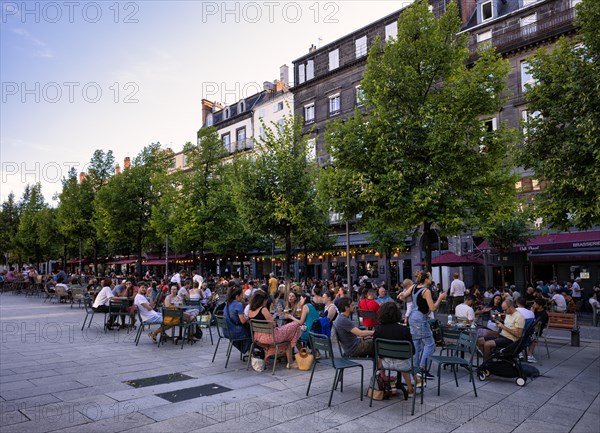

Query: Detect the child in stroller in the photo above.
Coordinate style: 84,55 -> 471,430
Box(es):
477,318 -> 538,386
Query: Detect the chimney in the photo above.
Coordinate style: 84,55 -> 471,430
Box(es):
115,164 -> 121,174
309,44 -> 317,53
459,0 -> 477,25
79,172 -> 86,183
275,80 -> 287,92
263,81 -> 276,91
280,64 -> 289,86
123,157 -> 131,170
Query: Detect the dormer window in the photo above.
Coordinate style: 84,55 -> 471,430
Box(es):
239,101 -> 245,112
481,1 -> 493,21
225,108 -> 230,119
206,114 -> 213,126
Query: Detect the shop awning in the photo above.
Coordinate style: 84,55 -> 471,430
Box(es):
528,250 -> 600,263
478,231 -> 600,253
106,258 -> 138,265
416,252 -> 485,267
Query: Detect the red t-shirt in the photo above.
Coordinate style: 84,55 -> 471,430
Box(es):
358,298 -> 380,328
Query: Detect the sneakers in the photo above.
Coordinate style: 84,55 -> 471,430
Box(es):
527,355 -> 537,363
417,370 -> 435,380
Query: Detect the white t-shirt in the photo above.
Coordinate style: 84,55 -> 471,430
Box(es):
454,303 -> 475,322
93,286 -> 114,308
571,281 -> 582,298
170,273 -> 181,286
193,274 -> 204,286
178,287 -> 189,299
202,288 -> 212,305
588,297 -> 599,309
134,293 -> 161,322
450,279 -> 466,297
516,307 -> 535,320
552,294 -> 567,311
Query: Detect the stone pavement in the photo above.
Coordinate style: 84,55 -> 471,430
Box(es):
1,293 -> 598,433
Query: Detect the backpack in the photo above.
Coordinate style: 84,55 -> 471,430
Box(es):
311,317 -> 331,337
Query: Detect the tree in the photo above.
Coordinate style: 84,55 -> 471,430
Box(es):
152,131 -> 228,274
94,143 -> 172,274
481,210 -> 532,288
516,0 -> 600,230
231,113 -> 328,283
13,183 -> 50,267
0,192 -> 20,266
364,219 -> 409,289
325,1 -> 517,272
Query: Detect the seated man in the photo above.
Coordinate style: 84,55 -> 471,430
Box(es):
551,289 -> 567,312
134,283 -> 167,343
477,299 -> 524,361
334,298 -> 374,357
527,298 -> 549,363
358,289 -> 380,329
376,286 -> 393,304
454,294 -> 476,325
515,297 -> 535,320
92,278 -> 116,328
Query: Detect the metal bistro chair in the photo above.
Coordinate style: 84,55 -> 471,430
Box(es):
532,320 -> 550,359
307,332 -> 364,407
212,315 -> 251,368
246,319 -> 291,375
158,307 -> 194,349
81,294 -> 99,331
70,288 -> 85,309
134,307 -> 162,346
106,298 -> 131,333
357,309 -> 377,330
429,331 -> 478,397
370,339 -> 423,416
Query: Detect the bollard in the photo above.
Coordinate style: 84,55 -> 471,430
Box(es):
570,328 -> 580,347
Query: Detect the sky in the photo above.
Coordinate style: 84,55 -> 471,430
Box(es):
1,0 -> 413,205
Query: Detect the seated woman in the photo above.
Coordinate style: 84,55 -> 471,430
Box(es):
285,293 -> 320,347
247,290 -> 301,368
164,285 -> 199,338
322,290 -> 339,323
373,302 -> 416,397
285,291 -> 300,315
223,286 -> 251,355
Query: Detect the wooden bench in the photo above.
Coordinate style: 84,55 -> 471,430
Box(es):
547,312 -> 579,346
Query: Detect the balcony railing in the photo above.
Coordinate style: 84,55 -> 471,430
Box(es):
228,139 -> 254,153
468,7 -> 577,60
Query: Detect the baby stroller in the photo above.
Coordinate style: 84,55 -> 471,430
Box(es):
477,319 -> 538,386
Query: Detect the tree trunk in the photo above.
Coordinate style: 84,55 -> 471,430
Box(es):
199,237 -> 204,274
285,229 -> 292,283
93,242 -> 98,277
303,242 -> 308,283
423,221 -> 433,273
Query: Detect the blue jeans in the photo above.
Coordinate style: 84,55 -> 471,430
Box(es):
409,310 -> 435,369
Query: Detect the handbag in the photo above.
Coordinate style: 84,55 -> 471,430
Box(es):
294,348 -> 315,371
251,356 -> 265,372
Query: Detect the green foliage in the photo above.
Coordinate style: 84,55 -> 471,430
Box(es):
0,192 -> 20,262
516,0 -> 600,230
94,144 -> 172,270
325,1 -> 517,270
231,112 -> 329,279
480,210 -> 533,252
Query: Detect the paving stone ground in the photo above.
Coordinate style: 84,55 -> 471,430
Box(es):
1,293 -> 598,433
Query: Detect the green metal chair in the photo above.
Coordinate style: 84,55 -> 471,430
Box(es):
134,307 -> 162,346
429,331 -> 478,397
307,332 -> 364,407
246,319 -> 291,375
370,338 -> 423,415
212,315 -> 251,368
106,298 -> 131,333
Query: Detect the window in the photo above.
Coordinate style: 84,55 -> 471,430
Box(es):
307,60 -> 314,80
259,125 -> 265,140
182,154 -> 187,167
329,49 -> 339,71
481,1 -> 493,21
356,86 -> 365,106
532,179 -> 540,191
275,101 -> 284,112
571,0 -> 582,7
515,180 -> 523,191
206,114 -> 213,126
222,133 -> 231,153
329,94 -> 340,116
385,22 -> 397,41
477,30 -> 492,43
355,36 -> 367,58
484,117 -> 497,132
307,138 -> 316,161
259,108 -> 266,118
239,101 -> 245,112
236,127 -> 246,150
522,0 -> 540,6
521,13 -> 537,32
520,60 -> 536,91
224,108 -> 230,119
298,64 -> 305,84
304,103 -> 315,123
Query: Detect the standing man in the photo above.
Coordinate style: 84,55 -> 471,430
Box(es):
571,278 -> 583,310
192,270 -> 204,287
268,273 -> 278,298
170,269 -> 183,289
450,272 -> 466,313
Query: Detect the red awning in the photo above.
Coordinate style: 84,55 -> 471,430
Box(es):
528,251 -> 600,263
66,258 -> 90,264
478,231 -> 600,253
106,258 -> 138,265
143,259 -> 168,266
417,252 -> 485,267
